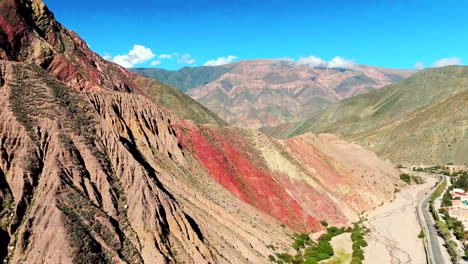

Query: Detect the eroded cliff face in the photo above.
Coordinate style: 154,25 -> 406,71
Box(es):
0,62 -> 213,263
174,124 -> 400,231
0,61 -> 401,264
0,0 -> 137,93
0,0 -> 225,126
0,61 -> 299,263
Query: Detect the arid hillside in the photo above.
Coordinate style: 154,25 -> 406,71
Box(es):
0,0 -> 402,263
0,61 -> 401,263
0,0 -> 225,126
133,60 -> 416,128
263,66 -> 468,165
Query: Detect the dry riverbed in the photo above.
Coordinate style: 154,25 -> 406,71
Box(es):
362,174 -> 437,264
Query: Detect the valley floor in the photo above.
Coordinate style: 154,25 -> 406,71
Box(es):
362,174 -> 437,264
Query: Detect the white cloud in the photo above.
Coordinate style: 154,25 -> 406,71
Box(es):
296,56 -> 327,68
327,56 -> 357,69
111,45 -> 155,68
150,60 -> 161,66
432,57 -> 462,68
204,55 -> 238,66
178,54 -> 196,64
103,52 -> 112,60
276,58 -> 295,64
159,54 -> 172,59
414,62 -> 425,70
294,56 -> 356,69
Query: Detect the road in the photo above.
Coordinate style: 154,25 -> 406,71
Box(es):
418,174 -> 449,264
427,175 -> 468,264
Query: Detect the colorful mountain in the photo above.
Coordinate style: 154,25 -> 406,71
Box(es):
133,59 -> 416,128
262,66 -> 468,165
0,0 -> 402,263
0,0 -> 225,126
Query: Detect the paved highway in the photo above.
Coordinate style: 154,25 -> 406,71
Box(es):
418,175 -> 448,264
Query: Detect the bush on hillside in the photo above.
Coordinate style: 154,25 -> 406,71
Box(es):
400,174 -> 411,184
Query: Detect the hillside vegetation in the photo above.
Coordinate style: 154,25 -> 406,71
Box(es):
131,66 -> 232,92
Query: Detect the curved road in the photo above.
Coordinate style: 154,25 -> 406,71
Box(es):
417,175 -> 448,264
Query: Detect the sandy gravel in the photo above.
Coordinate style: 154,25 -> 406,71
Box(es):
362,174 -> 437,264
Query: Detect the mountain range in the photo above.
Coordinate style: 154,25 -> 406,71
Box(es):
0,0 -> 401,263
262,66 -> 468,165
132,59 -> 416,128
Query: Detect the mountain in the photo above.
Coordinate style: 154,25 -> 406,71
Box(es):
132,59 -> 416,128
0,61 -> 400,263
0,0 -> 225,126
0,0 -> 401,263
132,65 -> 232,93
262,66 -> 468,165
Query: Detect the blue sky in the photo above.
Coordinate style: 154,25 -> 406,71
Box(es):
43,0 -> 467,70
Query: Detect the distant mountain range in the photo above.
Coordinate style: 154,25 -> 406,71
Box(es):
262,66 -> 468,165
132,60 -> 416,128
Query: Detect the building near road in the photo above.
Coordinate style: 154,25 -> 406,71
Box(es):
449,189 -> 468,229
450,189 -> 468,201
447,165 -> 468,175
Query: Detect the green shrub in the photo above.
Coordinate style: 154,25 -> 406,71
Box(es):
400,174 -> 411,184
275,253 -> 294,262
356,239 -> 368,247
418,230 -> 425,239
411,175 -> 425,184
350,223 -> 367,263
350,256 -> 363,264
292,233 -> 312,251
269,225 -> 344,263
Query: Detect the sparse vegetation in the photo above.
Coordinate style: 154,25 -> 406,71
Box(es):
430,175 -> 467,263
9,65 -> 52,142
60,191 -> 142,263
399,174 -> 411,184
350,223 -> 368,264
441,189 -> 453,208
399,174 -> 425,185
268,223 -> 367,264
453,172 -> 468,192
411,175 -> 425,184
418,230 -> 425,239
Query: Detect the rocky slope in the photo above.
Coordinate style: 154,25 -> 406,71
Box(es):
133,60 -> 416,128
0,0 -> 225,126
0,0 -> 403,263
263,66 -> 468,165
0,61 -> 401,263
0,61 -> 283,263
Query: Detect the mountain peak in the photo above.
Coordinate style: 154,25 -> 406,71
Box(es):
0,0 -> 138,92
0,0 -> 229,126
